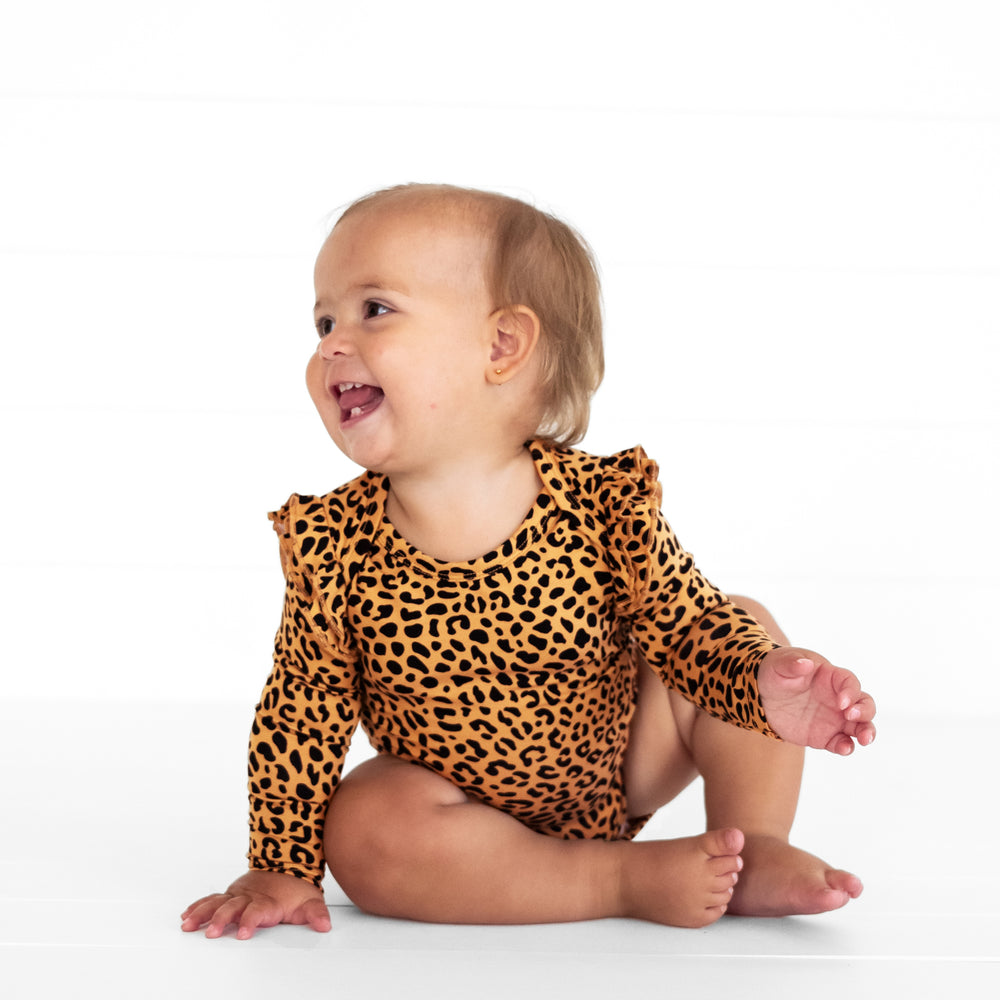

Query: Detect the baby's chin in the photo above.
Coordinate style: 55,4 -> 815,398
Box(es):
328,420 -> 397,475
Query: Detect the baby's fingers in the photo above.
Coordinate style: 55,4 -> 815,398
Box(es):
203,895 -> 252,939
847,708 -> 877,747
825,732 -> 856,756
832,667 -> 863,711
180,894 -> 215,924
855,720 -> 876,746
180,893 -> 231,932
826,712 -> 877,755
844,691 -> 877,748
291,897 -> 332,934
845,692 -> 877,723
233,898 -> 285,940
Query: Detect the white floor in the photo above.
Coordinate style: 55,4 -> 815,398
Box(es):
2,701 -> 997,999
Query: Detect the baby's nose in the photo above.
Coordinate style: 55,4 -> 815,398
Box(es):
316,333 -> 349,361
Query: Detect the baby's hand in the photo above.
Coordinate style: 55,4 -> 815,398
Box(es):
757,647 -> 876,755
181,869 -> 330,940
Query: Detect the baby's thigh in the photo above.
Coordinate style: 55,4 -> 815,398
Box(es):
328,754 -> 467,831
623,660 -> 700,819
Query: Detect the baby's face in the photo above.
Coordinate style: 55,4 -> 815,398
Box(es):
308,202 -> 498,474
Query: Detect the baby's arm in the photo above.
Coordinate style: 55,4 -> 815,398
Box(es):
757,647 -> 877,754
181,495 -> 361,939
624,500 -> 875,748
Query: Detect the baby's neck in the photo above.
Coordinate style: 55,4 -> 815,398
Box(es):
384,446 -> 542,563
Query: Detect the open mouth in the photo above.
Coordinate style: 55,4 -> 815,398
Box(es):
334,382 -> 385,423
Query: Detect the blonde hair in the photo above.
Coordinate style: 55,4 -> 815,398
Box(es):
335,184 -> 604,447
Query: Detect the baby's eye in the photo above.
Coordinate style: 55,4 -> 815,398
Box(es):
316,316 -> 334,338
363,300 -> 391,320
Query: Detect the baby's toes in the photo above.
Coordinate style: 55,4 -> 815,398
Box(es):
826,868 -> 863,899
699,826 -> 745,859
707,853 -> 742,881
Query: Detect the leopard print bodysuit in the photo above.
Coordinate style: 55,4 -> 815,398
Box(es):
247,441 -> 779,886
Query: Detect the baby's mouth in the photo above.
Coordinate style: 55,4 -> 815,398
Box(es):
335,382 -> 385,423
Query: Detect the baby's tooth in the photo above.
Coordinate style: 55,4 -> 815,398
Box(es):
350,406 -> 362,417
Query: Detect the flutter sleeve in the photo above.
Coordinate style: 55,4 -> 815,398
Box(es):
605,447 -> 781,737
247,495 -> 363,886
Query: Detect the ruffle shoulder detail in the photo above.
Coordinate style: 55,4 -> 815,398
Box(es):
267,471 -> 385,644
529,441 -> 665,614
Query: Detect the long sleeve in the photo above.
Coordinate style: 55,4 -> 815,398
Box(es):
247,496 -> 363,886
604,448 -> 781,737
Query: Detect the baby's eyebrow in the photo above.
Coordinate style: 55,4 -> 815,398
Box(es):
314,279 -> 404,314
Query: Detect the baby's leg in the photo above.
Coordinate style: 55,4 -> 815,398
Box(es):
625,595 -> 863,916
324,754 -> 741,928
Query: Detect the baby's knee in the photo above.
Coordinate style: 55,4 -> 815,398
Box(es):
324,756 -> 462,914
727,594 -> 788,645
728,593 -> 768,618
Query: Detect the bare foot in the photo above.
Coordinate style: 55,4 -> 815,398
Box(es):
727,834 -> 863,917
622,827 -> 744,928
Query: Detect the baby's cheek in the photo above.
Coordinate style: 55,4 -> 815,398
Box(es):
305,355 -> 327,404
304,358 -> 340,437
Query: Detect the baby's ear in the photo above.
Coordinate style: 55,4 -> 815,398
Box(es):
487,306 -> 541,384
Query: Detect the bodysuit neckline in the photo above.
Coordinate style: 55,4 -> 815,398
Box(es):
368,443 -> 558,579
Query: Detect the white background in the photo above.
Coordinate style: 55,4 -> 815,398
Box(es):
2,0 -> 997,721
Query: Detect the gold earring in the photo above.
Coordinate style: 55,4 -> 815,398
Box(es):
495,369 -> 503,375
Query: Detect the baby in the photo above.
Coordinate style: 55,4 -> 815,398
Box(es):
182,183 -> 876,939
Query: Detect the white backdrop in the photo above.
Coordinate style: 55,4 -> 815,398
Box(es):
2,1 -> 997,718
